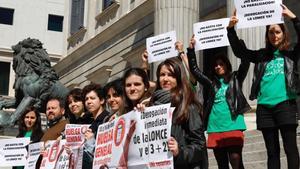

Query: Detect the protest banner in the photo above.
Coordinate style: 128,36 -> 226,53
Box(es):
128,104 -> 173,169
0,137 -> 30,166
146,31 -> 177,63
53,146 -> 71,169
93,112 -> 134,169
24,142 -> 43,169
65,124 -> 89,169
40,140 -> 69,169
93,104 -> 173,169
68,147 -> 83,169
234,0 -> 283,29
193,18 -> 230,51
65,124 -> 89,146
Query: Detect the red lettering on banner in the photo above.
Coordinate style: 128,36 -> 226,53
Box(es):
97,129 -> 113,145
66,135 -> 82,142
65,128 -> 81,135
95,144 -> 112,158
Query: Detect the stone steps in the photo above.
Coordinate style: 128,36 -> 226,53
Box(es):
208,126 -> 300,168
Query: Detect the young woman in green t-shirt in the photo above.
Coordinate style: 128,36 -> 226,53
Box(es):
187,36 -> 251,169
14,106 -> 43,169
227,4 -> 299,169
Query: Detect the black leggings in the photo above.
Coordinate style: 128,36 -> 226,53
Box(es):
261,125 -> 299,169
213,146 -> 244,169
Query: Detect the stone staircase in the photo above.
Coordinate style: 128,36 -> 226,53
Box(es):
208,125 -> 300,169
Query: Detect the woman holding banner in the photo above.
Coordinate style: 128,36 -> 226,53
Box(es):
151,58 -> 208,169
14,106 -> 43,169
82,83 -> 110,169
187,36 -> 250,169
227,4 -> 300,169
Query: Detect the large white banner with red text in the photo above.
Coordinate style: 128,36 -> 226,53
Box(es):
93,104 -> 174,169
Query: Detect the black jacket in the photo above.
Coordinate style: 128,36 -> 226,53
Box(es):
227,17 -> 300,99
89,110 -> 110,135
187,48 -> 251,129
151,90 -> 208,169
67,112 -> 94,124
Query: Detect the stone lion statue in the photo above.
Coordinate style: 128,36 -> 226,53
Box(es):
0,38 -> 69,126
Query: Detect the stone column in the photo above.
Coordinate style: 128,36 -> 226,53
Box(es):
152,0 -> 200,78
227,0 -> 265,106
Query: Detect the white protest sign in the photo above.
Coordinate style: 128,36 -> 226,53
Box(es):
65,124 -> 89,146
93,112 -> 135,169
234,0 -> 283,29
54,146 -> 70,169
146,31 -> 177,63
68,146 -> 83,169
193,18 -> 230,51
93,104 -> 173,169
65,124 -> 88,169
128,103 -> 173,169
40,140 -> 68,169
0,137 -> 30,166
24,142 -> 43,169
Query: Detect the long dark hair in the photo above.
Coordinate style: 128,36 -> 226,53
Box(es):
156,58 -> 202,124
17,106 -> 43,142
265,24 -> 290,51
123,68 -> 150,112
210,53 -> 232,82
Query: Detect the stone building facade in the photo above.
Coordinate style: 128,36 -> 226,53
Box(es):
55,0 -> 300,107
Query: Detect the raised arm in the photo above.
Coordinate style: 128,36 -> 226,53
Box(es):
186,37 -> 213,89
140,50 -> 156,90
236,58 -> 250,84
230,39 -> 250,83
175,41 -> 197,86
282,4 -> 300,60
227,14 -> 266,63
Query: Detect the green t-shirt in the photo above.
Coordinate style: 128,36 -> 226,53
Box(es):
258,50 -> 296,107
207,78 -> 246,133
24,130 -> 32,138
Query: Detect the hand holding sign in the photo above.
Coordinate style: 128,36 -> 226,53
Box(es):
141,50 -> 149,71
168,137 -> 179,157
281,4 -> 296,19
228,10 -> 238,28
189,35 -> 196,49
175,41 -> 184,53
